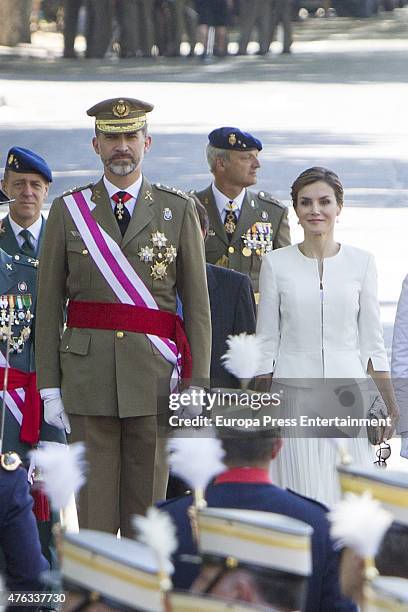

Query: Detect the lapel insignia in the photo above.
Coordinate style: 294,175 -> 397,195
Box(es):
250,199 -> 255,208
163,207 -> 172,221
92,190 -> 101,201
6,264 -> 12,271
151,261 -> 168,280
208,228 -> 216,237
18,282 -> 27,292
151,231 -> 167,248
70,230 -> 82,238
138,246 -> 155,263
0,221 -> 5,235
261,210 -> 268,220
204,197 -> 209,205
145,190 -> 154,202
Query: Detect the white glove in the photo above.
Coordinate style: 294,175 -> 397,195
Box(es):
401,432 -> 408,459
178,386 -> 206,419
41,388 -> 71,434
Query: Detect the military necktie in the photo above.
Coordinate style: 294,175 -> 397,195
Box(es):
19,229 -> 36,257
224,200 -> 238,240
112,191 -> 132,236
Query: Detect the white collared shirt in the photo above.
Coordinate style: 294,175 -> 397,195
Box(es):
212,183 -> 246,221
103,175 -> 143,218
9,215 -> 43,252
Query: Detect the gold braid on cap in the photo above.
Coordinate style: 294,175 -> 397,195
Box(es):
96,114 -> 147,133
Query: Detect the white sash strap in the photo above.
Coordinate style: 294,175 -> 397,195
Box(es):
63,190 -> 181,388
0,350 -> 24,425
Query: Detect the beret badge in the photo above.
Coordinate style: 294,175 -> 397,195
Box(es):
228,133 -> 237,146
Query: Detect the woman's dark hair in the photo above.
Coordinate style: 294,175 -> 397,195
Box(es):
291,166 -> 344,208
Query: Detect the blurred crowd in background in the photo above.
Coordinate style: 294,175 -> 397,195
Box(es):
1,0 -> 408,60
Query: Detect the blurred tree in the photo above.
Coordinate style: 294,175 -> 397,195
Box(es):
0,0 -> 32,46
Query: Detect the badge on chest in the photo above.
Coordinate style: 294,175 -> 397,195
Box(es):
0,294 -> 33,353
242,222 -> 273,258
138,231 -> 177,280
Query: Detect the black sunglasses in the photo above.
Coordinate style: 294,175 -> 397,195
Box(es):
374,442 -> 391,468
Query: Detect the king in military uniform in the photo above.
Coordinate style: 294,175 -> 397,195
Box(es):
35,97 -> 211,537
194,127 -> 291,297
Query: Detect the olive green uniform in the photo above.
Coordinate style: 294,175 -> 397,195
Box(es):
195,185 -> 291,294
35,177 -> 211,535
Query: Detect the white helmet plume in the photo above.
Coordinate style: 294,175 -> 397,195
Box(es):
29,442 -> 87,511
221,333 -> 262,385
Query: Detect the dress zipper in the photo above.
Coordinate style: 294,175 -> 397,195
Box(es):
320,261 -> 325,378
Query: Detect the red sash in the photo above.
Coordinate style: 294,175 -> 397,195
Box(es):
67,300 -> 192,380
0,368 -> 41,445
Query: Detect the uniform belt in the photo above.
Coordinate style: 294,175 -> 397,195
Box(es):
0,367 -> 41,445
66,300 -> 192,380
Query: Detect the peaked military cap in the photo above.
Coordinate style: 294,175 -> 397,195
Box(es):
87,97 -> 154,134
367,577 -> 408,611
198,507 -> 312,577
5,147 -> 52,183
337,465 -> 408,526
62,529 -> 165,611
208,127 -> 262,151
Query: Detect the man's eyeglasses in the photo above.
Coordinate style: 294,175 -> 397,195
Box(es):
374,442 -> 391,468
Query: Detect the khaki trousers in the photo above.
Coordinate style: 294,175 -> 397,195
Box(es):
70,414 -> 168,538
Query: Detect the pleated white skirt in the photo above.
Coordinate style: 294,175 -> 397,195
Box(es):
270,384 -> 374,508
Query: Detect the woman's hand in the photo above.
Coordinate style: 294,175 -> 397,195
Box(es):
382,405 -> 399,442
367,361 -> 399,441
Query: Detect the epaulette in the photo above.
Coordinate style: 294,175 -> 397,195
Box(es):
287,488 -> 329,512
154,183 -> 189,200
0,451 -> 22,471
257,190 -> 286,209
62,183 -> 94,197
11,253 -> 39,268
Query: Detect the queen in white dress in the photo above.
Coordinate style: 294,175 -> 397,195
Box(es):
256,167 -> 399,507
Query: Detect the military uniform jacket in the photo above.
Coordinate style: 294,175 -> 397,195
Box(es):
195,185 -> 291,293
0,214 -> 45,258
158,482 -> 357,612
0,248 -> 66,459
35,178 -> 211,418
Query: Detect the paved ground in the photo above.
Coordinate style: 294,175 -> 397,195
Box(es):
0,8 -> 407,465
